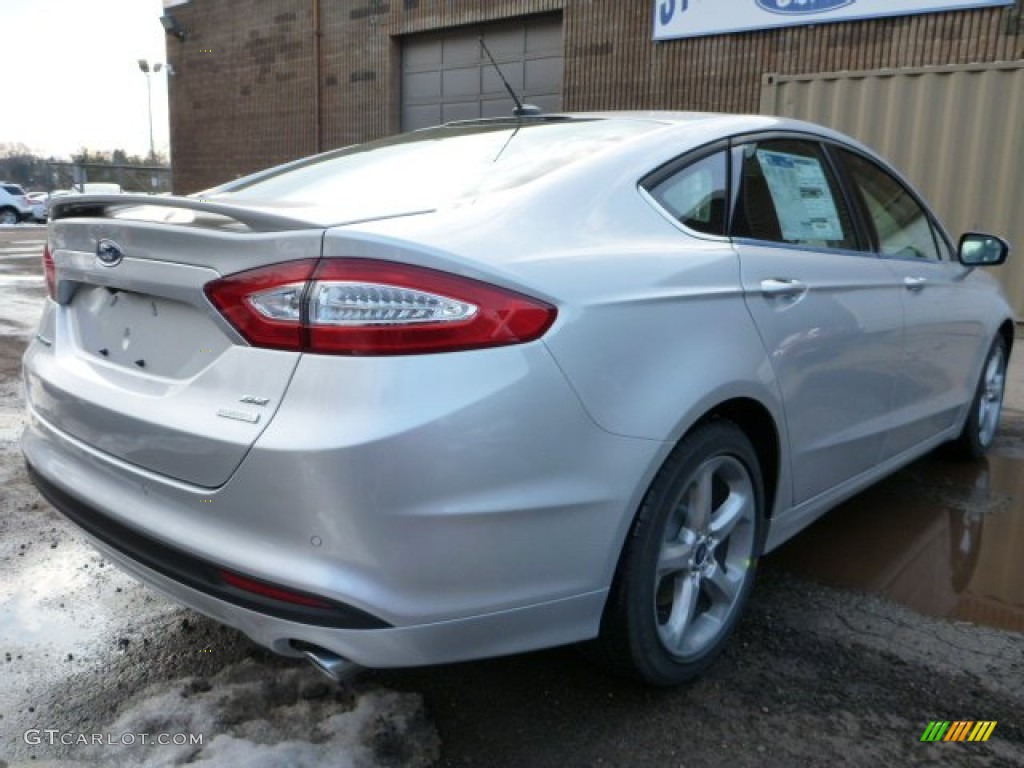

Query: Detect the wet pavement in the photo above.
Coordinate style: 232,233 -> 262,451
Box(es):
771,330 -> 1024,636
0,228 -> 45,338
773,452 -> 1024,633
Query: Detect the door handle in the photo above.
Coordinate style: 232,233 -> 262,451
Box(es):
904,276 -> 927,292
760,278 -> 807,299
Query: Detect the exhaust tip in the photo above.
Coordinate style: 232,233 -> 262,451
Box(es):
291,641 -> 362,684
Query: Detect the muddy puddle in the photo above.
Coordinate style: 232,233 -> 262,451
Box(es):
772,452 -> 1024,633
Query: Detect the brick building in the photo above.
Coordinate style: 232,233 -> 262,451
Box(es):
160,0 -> 1024,307
159,0 -> 1021,190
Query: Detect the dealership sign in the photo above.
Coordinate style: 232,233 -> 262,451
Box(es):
654,0 -> 1014,41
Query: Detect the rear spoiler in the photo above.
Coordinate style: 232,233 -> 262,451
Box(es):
49,194 -> 323,232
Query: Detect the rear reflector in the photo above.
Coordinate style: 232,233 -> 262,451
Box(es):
42,244 -> 56,299
219,569 -> 333,608
205,258 -> 556,355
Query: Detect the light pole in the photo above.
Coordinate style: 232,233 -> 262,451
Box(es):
137,59 -> 163,160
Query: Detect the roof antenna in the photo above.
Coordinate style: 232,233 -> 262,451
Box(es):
479,37 -> 542,118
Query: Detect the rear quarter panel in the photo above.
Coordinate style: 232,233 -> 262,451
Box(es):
337,140 -> 791,511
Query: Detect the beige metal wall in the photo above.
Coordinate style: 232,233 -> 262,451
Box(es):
760,62 -> 1024,316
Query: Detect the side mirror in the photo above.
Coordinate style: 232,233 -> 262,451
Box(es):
958,233 -> 1009,267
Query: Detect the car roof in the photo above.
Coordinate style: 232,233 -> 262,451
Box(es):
441,111 -> 720,127
441,110 -> 809,128
438,111 -> 861,149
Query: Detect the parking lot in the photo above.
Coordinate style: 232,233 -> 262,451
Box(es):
1,225 -> 1022,767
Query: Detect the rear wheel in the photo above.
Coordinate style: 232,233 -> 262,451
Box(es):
593,420 -> 764,686
954,337 -> 1007,459
0,208 -> 18,225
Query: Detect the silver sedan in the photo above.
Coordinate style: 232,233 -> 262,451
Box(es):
22,113 -> 1013,685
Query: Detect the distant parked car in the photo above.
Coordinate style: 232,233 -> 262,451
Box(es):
23,113 -> 1015,686
0,182 -> 33,224
27,192 -> 50,223
76,182 -> 123,195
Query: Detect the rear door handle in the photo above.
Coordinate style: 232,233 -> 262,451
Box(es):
760,278 -> 807,299
904,276 -> 927,292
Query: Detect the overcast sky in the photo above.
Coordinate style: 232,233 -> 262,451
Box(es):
0,0 -> 169,159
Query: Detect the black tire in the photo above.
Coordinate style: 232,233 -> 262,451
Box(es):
591,419 -> 765,686
953,336 -> 1008,460
0,207 -> 18,226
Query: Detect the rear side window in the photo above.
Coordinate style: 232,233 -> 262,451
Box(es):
3,185 -> 25,195
647,151 -> 728,236
731,140 -> 860,251
836,149 -> 943,261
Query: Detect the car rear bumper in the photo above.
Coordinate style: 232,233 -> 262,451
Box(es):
22,340 -> 664,666
94,532 -> 610,667
26,464 -> 390,629
27,460 -> 609,666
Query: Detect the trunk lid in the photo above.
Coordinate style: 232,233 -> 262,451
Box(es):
24,196 -> 326,488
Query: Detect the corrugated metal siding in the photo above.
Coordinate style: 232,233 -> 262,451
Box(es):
647,5 -> 1024,113
760,62 -> 1024,315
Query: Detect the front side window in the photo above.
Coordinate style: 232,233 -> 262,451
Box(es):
731,139 -> 860,251
837,149 -> 942,261
647,151 -> 729,236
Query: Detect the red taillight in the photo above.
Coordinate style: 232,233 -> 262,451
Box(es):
205,259 -> 317,350
205,258 -> 557,355
42,244 -> 56,299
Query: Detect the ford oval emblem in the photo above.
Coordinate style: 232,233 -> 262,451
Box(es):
756,0 -> 855,14
96,239 -> 124,267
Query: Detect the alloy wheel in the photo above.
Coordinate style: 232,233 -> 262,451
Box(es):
654,455 -> 756,659
977,343 -> 1006,447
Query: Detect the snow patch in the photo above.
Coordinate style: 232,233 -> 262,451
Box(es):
14,659 -> 439,767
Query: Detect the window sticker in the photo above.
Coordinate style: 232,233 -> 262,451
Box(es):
755,149 -> 844,242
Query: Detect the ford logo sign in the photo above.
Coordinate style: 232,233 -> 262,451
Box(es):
756,0 -> 855,14
96,239 -> 124,267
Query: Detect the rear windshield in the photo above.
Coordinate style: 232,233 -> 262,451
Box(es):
3,185 -> 25,195
214,119 -> 661,214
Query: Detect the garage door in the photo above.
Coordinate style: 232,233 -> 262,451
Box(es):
402,16 -> 564,131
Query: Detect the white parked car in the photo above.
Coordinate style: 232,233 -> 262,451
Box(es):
0,182 -> 33,224
27,192 -> 50,223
